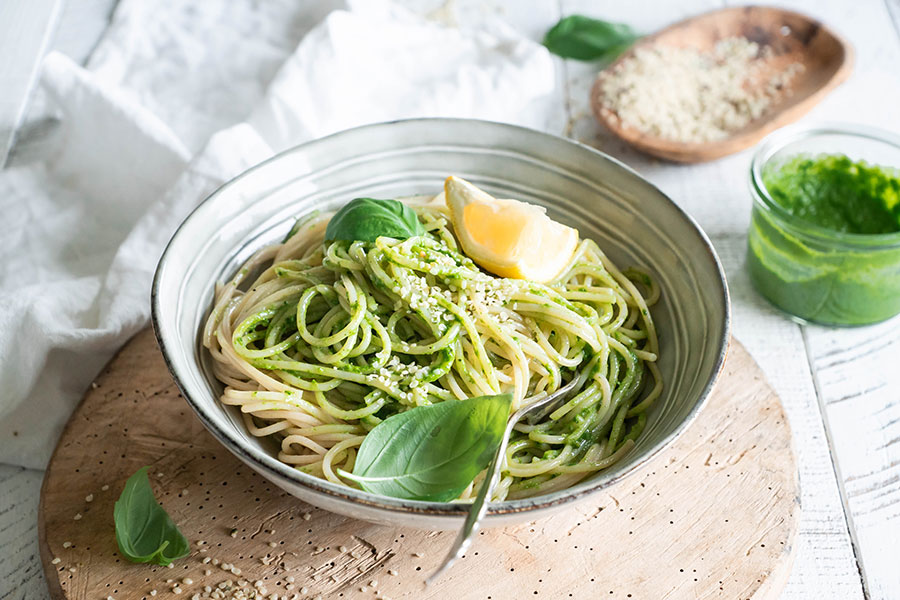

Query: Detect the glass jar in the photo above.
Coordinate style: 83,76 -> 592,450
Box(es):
747,124 -> 900,326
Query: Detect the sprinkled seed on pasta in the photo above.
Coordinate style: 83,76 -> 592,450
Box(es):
203,195 -> 661,501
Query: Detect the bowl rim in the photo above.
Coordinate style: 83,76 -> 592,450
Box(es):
151,117 -> 731,517
750,121 -> 900,249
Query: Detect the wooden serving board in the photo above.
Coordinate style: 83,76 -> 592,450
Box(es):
39,330 -> 799,600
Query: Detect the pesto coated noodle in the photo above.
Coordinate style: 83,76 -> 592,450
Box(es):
202,195 -> 662,501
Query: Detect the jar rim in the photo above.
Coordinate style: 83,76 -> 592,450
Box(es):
750,122 -> 900,249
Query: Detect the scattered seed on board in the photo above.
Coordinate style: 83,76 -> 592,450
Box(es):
183,578 -> 193,585
413,552 -> 423,558
388,569 -> 398,576
62,542 -> 72,548
73,513 -> 82,521
101,484 -> 109,491
85,494 -> 94,502
149,591 -> 157,597
302,513 -> 311,521
51,558 -> 61,565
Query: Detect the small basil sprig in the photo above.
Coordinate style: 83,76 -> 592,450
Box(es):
325,198 -> 425,242
543,15 -> 639,61
339,394 -> 511,502
114,467 -> 190,566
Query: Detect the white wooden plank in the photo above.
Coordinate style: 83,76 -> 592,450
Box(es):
710,235 -> 865,600
0,465 -> 48,598
555,1 -> 864,593
0,0 -> 62,167
4,0 -> 120,169
804,317 -> 900,600
738,1 -> 900,598
0,1 -> 894,599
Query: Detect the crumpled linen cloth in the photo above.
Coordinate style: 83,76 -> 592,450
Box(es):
0,0 -> 556,468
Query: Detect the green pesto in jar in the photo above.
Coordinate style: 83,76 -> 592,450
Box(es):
748,153 -> 900,326
762,154 -> 900,234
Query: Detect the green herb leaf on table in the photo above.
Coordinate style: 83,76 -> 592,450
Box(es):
339,394 -> 512,502
114,466 -> 190,566
543,15 -> 639,61
325,198 -> 426,242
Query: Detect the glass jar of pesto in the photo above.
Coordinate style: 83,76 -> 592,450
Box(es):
748,124 -> 900,326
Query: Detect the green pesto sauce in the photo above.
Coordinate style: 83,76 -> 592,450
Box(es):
762,154 -> 900,234
749,153 -> 900,326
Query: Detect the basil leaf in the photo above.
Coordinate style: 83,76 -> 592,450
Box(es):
114,467 -> 190,566
325,198 -> 426,242
340,394 -> 511,502
543,15 -> 639,61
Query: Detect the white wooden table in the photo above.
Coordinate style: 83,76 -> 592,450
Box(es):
1,1 -> 898,598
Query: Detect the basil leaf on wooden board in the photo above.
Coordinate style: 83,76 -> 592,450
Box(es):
325,198 -> 426,242
339,394 -> 512,502
114,467 -> 190,566
543,15 -> 639,61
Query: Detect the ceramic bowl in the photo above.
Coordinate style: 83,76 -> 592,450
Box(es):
152,118 -> 730,529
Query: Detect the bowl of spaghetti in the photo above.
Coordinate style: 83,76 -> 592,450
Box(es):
152,118 -> 729,529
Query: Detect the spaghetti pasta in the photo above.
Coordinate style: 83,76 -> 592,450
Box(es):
203,196 -> 661,501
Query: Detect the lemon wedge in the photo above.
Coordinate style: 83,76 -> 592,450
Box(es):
444,176 -> 578,283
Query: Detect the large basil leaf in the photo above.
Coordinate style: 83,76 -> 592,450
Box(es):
543,15 -> 638,61
114,467 -> 190,566
325,198 -> 426,242
340,394 -> 511,502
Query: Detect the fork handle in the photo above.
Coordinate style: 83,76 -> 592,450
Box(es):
426,420 -> 513,584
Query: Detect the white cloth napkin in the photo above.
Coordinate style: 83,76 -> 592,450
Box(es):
0,0 -> 556,468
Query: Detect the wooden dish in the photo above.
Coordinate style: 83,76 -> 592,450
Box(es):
590,6 -> 853,163
39,330 -> 799,599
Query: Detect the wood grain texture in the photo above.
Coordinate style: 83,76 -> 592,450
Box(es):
803,319 -> 900,600
709,234 -> 866,600
0,465 -> 48,599
39,329 -> 798,600
3,0 -> 899,598
589,5 -> 853,163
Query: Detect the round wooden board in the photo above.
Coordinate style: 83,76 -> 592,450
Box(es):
39,329 -> 799,600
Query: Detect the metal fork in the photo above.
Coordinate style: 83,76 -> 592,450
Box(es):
426,365 -> 592,584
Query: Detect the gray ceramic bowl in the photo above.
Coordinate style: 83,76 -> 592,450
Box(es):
152,118 -> 730,529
